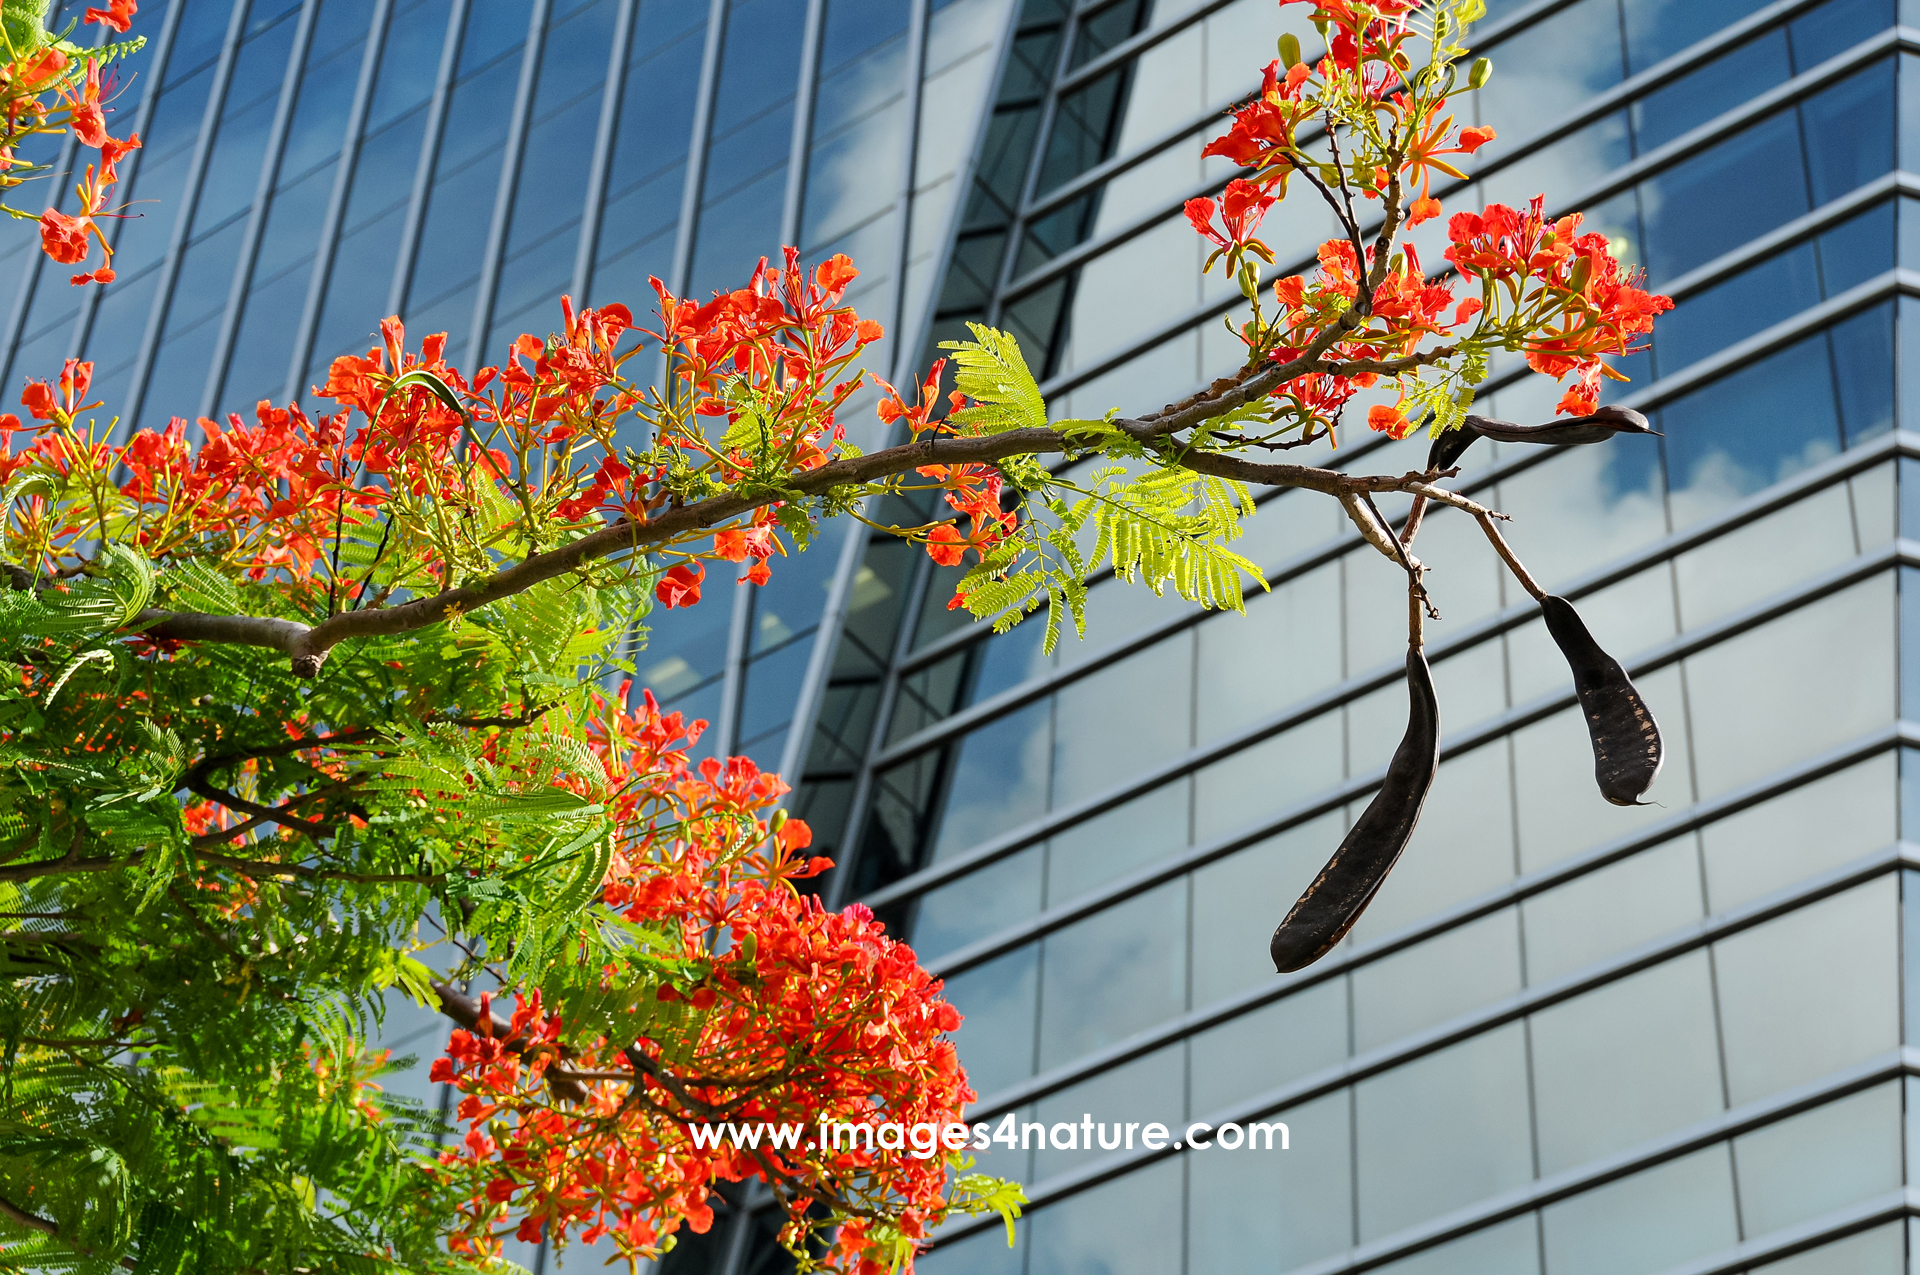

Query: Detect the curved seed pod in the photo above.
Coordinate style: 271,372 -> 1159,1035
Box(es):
1425,406 -> 1653,474
1540,595 -> 1663,805
1427,426 -> 1478,473
1270,649 -> 1439,973
1465,404 -> 1656,447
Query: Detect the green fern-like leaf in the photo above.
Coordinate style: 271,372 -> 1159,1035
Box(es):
939,324 -> 1048,434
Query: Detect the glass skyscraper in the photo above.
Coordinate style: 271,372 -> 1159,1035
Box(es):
20,0 -> 1920,1271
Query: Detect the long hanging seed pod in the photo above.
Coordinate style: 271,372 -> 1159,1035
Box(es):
1427,405 -> 1657,473
1539,595 -> 1663,805
1270,645 -> 1440,973
1476,510 -> 1666,807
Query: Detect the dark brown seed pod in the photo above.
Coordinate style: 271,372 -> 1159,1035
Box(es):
1426,405 -> 1657,473
1427,426 -> 1477,473
1464,404 -> 1657,447
1270,648 -> 1439,973
1539,595 -> 1663,806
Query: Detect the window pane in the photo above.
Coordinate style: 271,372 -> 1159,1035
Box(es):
1749,1224 -> 1903,1275
1026,1157 -> 1182,1275
1529,952 -> 1725,1175
1475,0 -> 1623,140
1673,482 -> 1857,631
1540,1146 -> 1738,1275
918,1226 -> 1023,1275
909,846 -> 1042,962
1714,877 -> 1900,1106
1662,331 -> 1841,530
1631,31 -> 1791,154
941,945 -> 1037,1099
1348,740 -> 1517,944
1369,1214 -> 1540,1275
1046,778 -> 1188,905
1524,834 -> 1704,985
1037,880 -> 1188,1069
1188,976 -> 1348,1116
1493,440 -> 1667,589
1029,1044 -> 1182,1183
1194,562 -> 1342,744
931,699 -> 1051,861
1352,909 -> 1523,1054
1653,240 -> 1819,376
1505,564 -> 1677,707
1512,666 -> 1694,875
1683,578 -> 1894,799
1187,1091 -> 1352,1274
1192,712 -> 1344,847
1051,633 -> 1193,809
1190,811 -> 1345,1007
1699,755 -> 1895,914
1354,1023 -> 1532,1242
1732,1083 -> 1901,1237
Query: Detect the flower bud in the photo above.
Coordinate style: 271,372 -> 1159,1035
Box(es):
1278,33 -> 1301,68
1567,254 -> 1593,294
1468,57 -> 1493,89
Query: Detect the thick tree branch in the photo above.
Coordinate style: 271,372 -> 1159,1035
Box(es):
182,776 -> 331,840
434,982 -> 589,1104
125,338 -> 1480,677
0,1195 -> 134,1269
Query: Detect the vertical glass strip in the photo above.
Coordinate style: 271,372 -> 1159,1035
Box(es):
482,0 -> 618,362
398,4 -> 530,366
584,0 -> 709,311
684,0 -> 807,297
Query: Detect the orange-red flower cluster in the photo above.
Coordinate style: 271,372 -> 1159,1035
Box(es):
431,689 -> 975,1273
1446,195 -> 1673,413
15,27 -> 147,286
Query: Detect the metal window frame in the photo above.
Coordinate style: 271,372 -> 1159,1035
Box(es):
282,0 -> 404,400
956,723 -> 1920,1134
919,538 -> 1914,987
826,273 -> 1915,926
65,0 -> 191,391
1020,20 -> 1912,404
668,0 -> 731,299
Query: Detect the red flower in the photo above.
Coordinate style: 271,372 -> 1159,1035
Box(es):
1367,402 -> 1413,439
20,381 -> 56,422
1185,178 -> 1276,252
926,524 -> 967,566
38,210 -> 91,264
83,0 -> 136,31
655,562 -> 704,609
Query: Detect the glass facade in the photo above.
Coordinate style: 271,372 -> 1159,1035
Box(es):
21,0 -> 1920,1271
786,1 -> 1920,1274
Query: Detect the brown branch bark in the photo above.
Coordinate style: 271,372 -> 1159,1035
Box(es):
124,321 -> 1454,679
0,1195 -> 135,1269
181,776 -> 332,840
433,982 -> 589,1104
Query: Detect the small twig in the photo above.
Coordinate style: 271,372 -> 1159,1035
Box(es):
1322,117 -> 1373,315
1475,510 -> 1547,602
1399,495 -> 1427,546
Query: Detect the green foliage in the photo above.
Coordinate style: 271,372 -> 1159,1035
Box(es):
0,532 -> 655,1269
933,328 -> 1269,652
940,324 -> 1048,436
